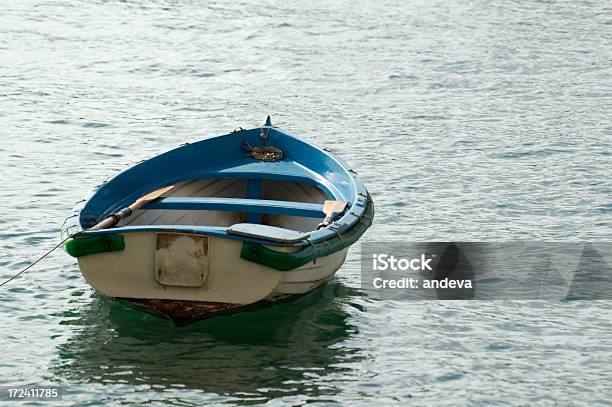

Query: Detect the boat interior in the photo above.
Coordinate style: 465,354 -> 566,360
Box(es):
117,178 -> 332,234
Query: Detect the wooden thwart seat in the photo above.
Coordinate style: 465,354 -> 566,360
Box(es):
143,197 -> 325,218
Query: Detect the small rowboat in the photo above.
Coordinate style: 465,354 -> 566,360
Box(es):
62,117 -> 373,325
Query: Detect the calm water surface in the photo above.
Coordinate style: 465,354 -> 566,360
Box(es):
1,0 -> 611,405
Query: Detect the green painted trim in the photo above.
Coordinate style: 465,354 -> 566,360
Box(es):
240,195 -> 374,271
65,234 -> 125,258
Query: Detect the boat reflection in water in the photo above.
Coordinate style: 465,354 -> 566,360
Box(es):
53,282 -> 363,403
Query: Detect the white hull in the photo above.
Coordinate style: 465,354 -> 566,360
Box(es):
78,231 -> 348,323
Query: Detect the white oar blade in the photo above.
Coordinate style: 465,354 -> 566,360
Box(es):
317,200 -> 348,229
323,200 -> 348,215
137,185 -> 175,205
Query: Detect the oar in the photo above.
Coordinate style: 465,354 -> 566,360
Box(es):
317,200 -> 348,230
90,185 -> 175,230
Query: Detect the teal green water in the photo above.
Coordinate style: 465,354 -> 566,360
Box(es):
1,0 -> 612,405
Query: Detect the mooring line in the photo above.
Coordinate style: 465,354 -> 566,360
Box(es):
0,235 -> 74,288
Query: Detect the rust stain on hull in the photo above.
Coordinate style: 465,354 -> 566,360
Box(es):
119,297 -> 242,326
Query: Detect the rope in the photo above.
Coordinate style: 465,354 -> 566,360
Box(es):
241,140 -> 283,162
0,234 -> 76,288
360,214 -> 373,228
331,228 -> 345,247
306,238 -> 318,265
262,126 -> 271,140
